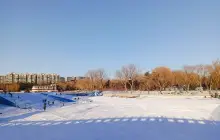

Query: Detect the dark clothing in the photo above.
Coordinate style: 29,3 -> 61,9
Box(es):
43,103 -> 47,111
9,93 -> 13,97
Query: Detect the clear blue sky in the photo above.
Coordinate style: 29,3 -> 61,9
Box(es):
0,0 -> 219,77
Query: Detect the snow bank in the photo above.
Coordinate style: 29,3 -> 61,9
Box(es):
211,105 -> 220,121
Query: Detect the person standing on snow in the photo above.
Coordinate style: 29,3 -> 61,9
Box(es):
43,99 -> 47,111
43,102 -> 47,111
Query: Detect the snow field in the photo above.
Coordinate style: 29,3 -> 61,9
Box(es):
0,96 -> 220,140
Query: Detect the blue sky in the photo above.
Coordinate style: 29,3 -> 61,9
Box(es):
0,0 -> 219,77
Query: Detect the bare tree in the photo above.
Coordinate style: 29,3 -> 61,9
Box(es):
94,69 -> 107,90
195,64 -> 209,88
125,64 -> 139,92
183,65 -> 196,91
115,70 -> 128,91
116,64 -> 139,92
85,69 -> 107,90
85,70 -> 96,90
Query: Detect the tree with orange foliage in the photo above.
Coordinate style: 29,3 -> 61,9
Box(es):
5,84 -> 20,92
183,65 -> 200,91
207,60 -> 220,90
138,72 -> 152,93
172,70 -> 186,88
57,82 -> 67,91
75,79 -> 91,90
109,79 -> 124,90
188,73 -> 200,90
152,67 -> 173,94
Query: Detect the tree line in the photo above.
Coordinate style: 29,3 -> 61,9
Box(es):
1,59 -> 219,92
0,83 -> 34,92
58,59 -> 220,92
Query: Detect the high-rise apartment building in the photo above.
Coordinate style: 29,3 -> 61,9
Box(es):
0,73 -> 60,84
26,73 -> 32,83
31,74 -> 37,84
59,77 -> 65,82
19,74 -> 27,83
0,75 -> 5,84
5,73 -> 19,83
67,76 -> 86,82
75,76 -> 86,80
67,77 -> 74,82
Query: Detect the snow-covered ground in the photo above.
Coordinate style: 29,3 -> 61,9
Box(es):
0,96 -> 220,140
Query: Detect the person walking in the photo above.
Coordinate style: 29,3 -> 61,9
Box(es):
43,102 -> 47,111
43,99 -> 47,111
9,92 -> 13,98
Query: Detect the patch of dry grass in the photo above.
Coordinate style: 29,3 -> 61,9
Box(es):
103,93 -> 139,98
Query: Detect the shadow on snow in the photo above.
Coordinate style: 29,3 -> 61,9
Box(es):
0,116 -> 219,140
0,111 -> 43,123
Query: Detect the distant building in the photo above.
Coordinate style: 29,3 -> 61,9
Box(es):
0,73 -> 60,84
19,74 -> 27,83
59,77 -> 65,82
0,75 -> 5,84
31,84 -> 58,92
75,76 -> 86,80
67,76 -> 86,81
31,74 -> 37,84
5,73 -> 19,83
67,77 -> 74,82
26,74 -> 32,83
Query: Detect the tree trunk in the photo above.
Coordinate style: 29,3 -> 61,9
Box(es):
130,81 -> 134,94
124,84 -> 127,91
159,87 -> 163,94
128,83 -> 133,94
187,84 -> 190,92
209,80 -> 212,91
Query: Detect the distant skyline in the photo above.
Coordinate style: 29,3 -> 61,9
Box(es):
1,0 -> 219,77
